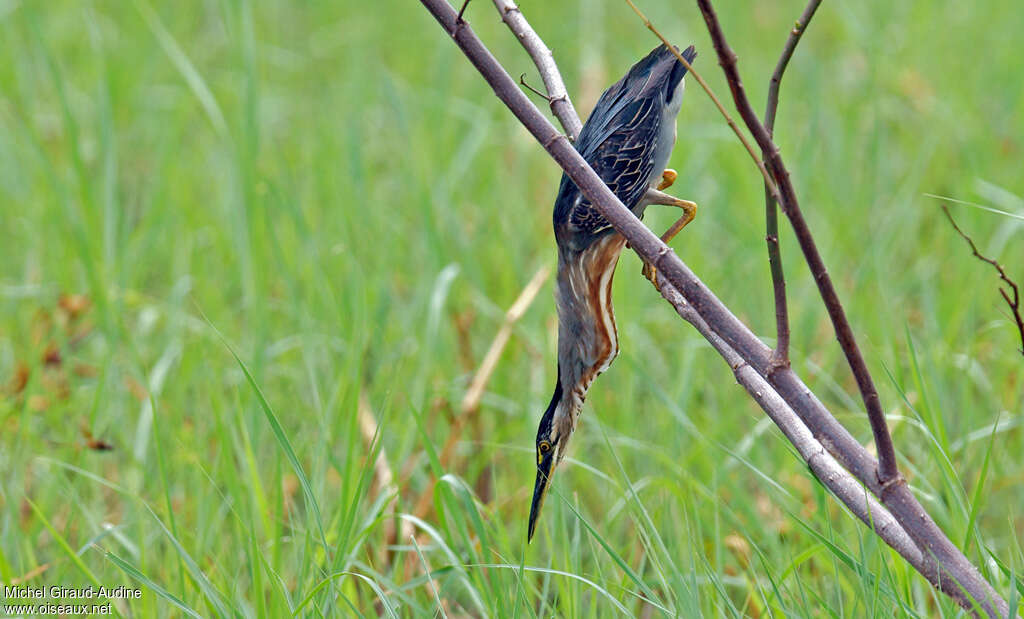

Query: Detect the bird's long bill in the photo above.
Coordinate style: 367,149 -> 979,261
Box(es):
527,450 -> 556,542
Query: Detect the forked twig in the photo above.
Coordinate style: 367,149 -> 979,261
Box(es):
942,205 -> 1024,356
763,0 -> 822,362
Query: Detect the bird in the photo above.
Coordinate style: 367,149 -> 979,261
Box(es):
528,43 -> 698,542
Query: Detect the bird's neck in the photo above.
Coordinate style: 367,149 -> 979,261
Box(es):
554,232 -> 627,435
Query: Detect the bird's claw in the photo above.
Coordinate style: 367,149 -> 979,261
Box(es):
657,169 -> 677,191
642,262 -> 662,292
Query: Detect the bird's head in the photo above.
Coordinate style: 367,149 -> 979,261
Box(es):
528,374 -> 570,542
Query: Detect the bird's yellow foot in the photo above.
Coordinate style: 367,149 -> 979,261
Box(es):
642,261 -> 662,291
657,169 -> 678,191
641,197 -> 698,292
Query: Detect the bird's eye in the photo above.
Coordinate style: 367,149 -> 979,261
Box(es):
539,441 -> 551,454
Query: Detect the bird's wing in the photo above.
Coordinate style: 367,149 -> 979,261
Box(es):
573,70 -> 653,158
559,95 -> 661,236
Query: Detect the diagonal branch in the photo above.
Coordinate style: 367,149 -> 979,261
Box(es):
693,0 -> 900,487
655,276 -> 924,569
942,205 -> 1024,356
411,265 -> 550,522
763,0 -> 822,363
418,0 -> 1008,615
623,0 -> 785,206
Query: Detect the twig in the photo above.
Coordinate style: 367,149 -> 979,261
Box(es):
623,0 -> 786,208
942,205 -> 1024,356
411,266 -> 550,520
493,0 -> 582,141
763,0 -> 822,363
765,1 -> 823,133
497,0 -> 697,209
456,0 -> 470,23
418,1 -> 1008,614
519,74 -> 552,102
358,390 -> 413,566
692,0 -> 901,487
460,265 -> 550,414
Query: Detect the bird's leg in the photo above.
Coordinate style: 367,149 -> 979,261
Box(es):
641,182 -> 698,290
629,169 -> 681,251
652,171 -> 697,243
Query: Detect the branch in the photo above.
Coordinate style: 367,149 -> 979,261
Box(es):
655,275 -> 925,570
690,3 -> 1004,613
419,0 -> 1008,614
693,0 -> 900,487
765,1 -> 823,133
762,0 -> 822,363
942,205 -> 1024,356
492,0 -> 582,141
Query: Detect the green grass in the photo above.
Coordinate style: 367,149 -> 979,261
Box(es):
2,0 -> 1023,616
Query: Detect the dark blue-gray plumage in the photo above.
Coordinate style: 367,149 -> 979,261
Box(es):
529,44 -> 697,541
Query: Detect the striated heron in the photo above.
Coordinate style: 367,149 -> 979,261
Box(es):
528,44 -> 698,541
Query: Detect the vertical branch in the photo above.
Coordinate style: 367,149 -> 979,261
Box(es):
763,0 -> 823,364
764,1 -> 823,132
694,0 -> 900,486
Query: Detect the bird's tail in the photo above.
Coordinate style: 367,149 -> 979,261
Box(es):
667,44 -> 697,91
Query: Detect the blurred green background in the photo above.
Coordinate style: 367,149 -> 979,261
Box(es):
1,0 -> 1022,616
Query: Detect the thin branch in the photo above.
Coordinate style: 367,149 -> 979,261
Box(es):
418,1 -> 1008,614
942,205 -> 1024,356
519,74 -> 552,102
655,275 -> 925,570
492,0 -> 582,141
412,265 -> 550,521
358,391 -> 414,567
693,0 -> 901,487
623,0 -> 785,207
765,1 -> 823,133
763,0 -> 822,364
498,0 -> 693,208
460,265 -> 550,415
456,0 -> 470,23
